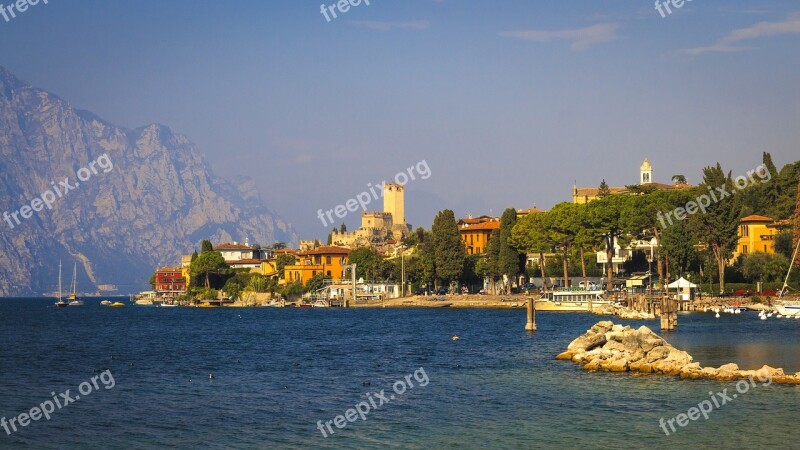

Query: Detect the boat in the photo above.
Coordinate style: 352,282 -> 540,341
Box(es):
534,289 -> 612,312
135,299 -> 156,306
312,299 -> 330,308
67,263 -> 83,306
777,236 -> 800,314
109,302 -> 125,307
100,300 -> 112,305
54,261 -> 68,307
159,302 -> 179,307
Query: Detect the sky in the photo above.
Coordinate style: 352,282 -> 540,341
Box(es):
2,0 -> 799,240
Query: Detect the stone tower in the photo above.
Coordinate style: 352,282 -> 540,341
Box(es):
640,159 -> 653,184
383,183 -> 405,226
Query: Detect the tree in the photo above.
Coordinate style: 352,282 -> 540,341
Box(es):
660,220 -> 695,277
597,180 -> 611,198
306,273 -> 331,293
741,252 -> 790,283
190,251 -> 229,289
545,203 -> 581,288
795,176 -> 800,269
276,254 -> 297,278
201,240 -> 214,254
431,210 -> 465,287
148,273 -> 156,289
511,212 -> 551,292
671,174 -> 687,185
340,223 -> 347,233
498,208 -> 523,293
327,230 -> 334,245
484,229 -> 501,293
273,242 -> 287,250
587,194 -> 631,291
775,230 -> 794,259
348,247 -> 385,281
191,250 -> 199,261
688,163 -> 741,292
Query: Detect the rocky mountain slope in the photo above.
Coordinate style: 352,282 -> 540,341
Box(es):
0,66 -> 297,296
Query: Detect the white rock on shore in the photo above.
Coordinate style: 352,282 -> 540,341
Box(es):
556,321 -> 800,384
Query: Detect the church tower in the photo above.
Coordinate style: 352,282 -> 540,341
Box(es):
640,159 -> 653,184
383,183 -> 405,226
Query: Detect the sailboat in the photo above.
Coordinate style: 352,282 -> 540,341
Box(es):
54,261 -> 68,307
777,237 -> 800,316
68,263 -> 83,306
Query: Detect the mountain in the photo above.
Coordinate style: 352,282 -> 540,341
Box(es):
0,66 -> 297,296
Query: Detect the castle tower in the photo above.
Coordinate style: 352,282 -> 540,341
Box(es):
640,159 -> 653,184
383,183 -> 405,226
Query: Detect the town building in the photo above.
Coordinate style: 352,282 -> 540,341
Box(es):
214,240 -> 274,262
154,267 -> 187,297
572,159 -> 690,204
283,245 -> 351,286
457,216 -> 500,255
734,214 -> 781,258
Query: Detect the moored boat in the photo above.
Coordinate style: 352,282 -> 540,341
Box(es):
55,261 -> 68,307
109,302 -> 125,307
777,237 -> 800,313
534,290 -> 611,312
67,263 -> 83,306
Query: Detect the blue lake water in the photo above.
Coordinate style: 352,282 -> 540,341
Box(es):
1,298 -> 799,449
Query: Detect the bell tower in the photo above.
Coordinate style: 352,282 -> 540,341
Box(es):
640,159 -> 653,184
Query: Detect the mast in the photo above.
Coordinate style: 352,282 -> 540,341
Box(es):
58,260 -> 62,301
72,263 -> 77,296
779,237 -> 800,298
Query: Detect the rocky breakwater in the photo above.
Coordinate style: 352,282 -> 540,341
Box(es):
556,321 -> 800,384
593,304 -> 655,320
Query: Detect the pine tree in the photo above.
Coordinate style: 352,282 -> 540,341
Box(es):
340,223 -> 347,233
431,210 -> 466,288
498,208 -> 522,293
597,180 -> 611,198
201,240 -> 214,254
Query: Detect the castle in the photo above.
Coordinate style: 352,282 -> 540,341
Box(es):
331,183 -> 410,249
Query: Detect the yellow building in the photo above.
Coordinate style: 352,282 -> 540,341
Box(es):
458,217 -> 500,255
181,254 -> 193,287
735,215 -> 778,258
283,246 -> 351,286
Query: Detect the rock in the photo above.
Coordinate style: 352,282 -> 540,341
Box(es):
556,321 -> 800,385
716,363 -> 741,380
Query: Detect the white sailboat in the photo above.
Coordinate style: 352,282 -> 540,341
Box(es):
68,263 -> 83,306
777,237 -> 800,316
54,261 -> 68,307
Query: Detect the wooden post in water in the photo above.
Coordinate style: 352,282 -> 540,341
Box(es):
525,296 -> 537,332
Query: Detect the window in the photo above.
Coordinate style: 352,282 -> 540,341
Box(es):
742,245 -> 748,255
326,256 -> 331,264
741,225 -> 749,237
327,271 -> 332,276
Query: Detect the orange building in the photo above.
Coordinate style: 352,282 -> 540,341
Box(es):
283,246 -> 351,286
458,216 -> 500,255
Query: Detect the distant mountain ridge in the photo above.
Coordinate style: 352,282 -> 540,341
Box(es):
0,66 -> 297,296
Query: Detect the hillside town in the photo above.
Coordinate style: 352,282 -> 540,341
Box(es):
143,155 -> 800,308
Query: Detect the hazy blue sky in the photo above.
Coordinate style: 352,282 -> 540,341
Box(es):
2,0 -> 799,240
